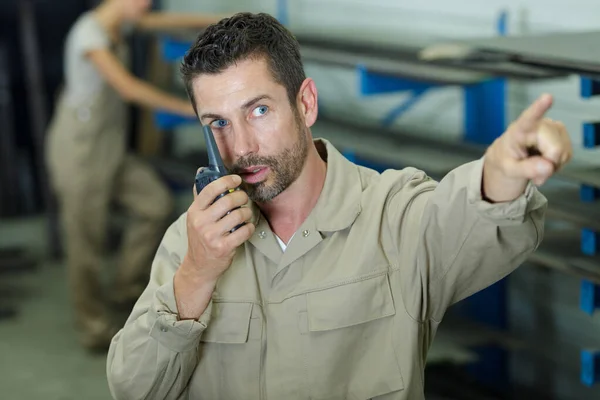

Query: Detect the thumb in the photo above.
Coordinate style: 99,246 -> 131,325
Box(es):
507,156 -> 554,182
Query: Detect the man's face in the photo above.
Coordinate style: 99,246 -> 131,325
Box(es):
192,57 -> 309,203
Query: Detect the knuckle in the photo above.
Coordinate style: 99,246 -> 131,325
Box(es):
236,207 -> 249,222
214,241 -> 228,258
222,193 -> 239,210
230,207 -> 242,221
497,156 -> 510,170
207,177 -> 225,195
212,195 -> 230,213
190,215 -> 203,231
546,144 -> 562,158
244,223 -> 256,238
201,229 -> 212,244
228,175 -> 239,188
221,195 -> 235,211
233,190 -> 247,205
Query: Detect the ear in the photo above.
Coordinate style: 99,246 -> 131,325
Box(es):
296,78 -> 318,128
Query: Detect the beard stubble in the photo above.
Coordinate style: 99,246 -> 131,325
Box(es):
230,114 -> 309,203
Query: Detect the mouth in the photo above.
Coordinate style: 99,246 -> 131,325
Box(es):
238,166 -> 270,184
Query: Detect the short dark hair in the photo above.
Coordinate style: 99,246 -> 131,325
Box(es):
181,12 -> 306,113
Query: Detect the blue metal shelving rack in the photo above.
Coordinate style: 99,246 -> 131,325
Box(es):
579,76 -> 600,387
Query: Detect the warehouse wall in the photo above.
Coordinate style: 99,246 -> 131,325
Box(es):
164,0 -> 600,165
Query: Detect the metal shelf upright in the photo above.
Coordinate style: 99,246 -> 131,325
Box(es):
578,76 -> 600,387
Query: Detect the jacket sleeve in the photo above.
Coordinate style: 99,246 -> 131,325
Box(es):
387,158 -> 547,322
106,213 -> 211,400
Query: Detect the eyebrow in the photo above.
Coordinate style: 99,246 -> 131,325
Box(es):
242,94 -> 272,110
200,94 -> 273,122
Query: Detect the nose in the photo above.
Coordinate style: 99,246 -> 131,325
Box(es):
232,124 -> 259,158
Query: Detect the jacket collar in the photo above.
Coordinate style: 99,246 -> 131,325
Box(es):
312,138 -> 363,231
249,138 -> 363,233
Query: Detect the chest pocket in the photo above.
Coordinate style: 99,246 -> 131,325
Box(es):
300,272 -> 404,400
190,301 -> 263,400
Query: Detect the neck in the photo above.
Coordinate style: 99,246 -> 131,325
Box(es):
93,1 -> 124,40
258,139 -> 327,243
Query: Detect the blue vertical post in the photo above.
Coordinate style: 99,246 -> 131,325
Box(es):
580,280 -> 600,315
578,75 -> 600,388
461,10 -> 510,391
579,79 -> 600,258
277,0 -> 289,26
581,350 -> 600,386
463,10 -> 507,146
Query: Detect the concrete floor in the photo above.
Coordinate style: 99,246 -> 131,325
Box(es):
0,216 -> 112,400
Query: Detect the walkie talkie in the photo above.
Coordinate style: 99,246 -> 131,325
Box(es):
195,124 -> 245,232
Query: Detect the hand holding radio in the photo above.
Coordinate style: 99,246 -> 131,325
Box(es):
175,125 -> 255,320
184,174 -> 254,281
195,125 -> 247,232
175,175 -> 254,320
185,125 -> 255,281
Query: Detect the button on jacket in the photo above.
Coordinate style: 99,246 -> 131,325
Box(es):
107,138 -> 547,400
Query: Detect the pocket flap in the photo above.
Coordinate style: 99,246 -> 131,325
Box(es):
307,273 -> 395,332
201,302 -> 253,344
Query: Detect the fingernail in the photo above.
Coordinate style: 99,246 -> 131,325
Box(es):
537,162 -> 552,175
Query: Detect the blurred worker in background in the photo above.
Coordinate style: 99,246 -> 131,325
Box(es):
45,0 -> 224,352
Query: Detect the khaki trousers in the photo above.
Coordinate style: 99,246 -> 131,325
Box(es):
45,90 -> 173,348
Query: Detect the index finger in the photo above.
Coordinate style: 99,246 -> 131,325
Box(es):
194,174 -> 242,210
514,93 -> 553,132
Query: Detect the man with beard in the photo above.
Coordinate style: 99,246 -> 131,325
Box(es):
107,12 -> 573,400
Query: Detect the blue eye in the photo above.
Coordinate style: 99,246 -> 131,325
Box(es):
211,119 -> 229,128
252,105 -> 268,117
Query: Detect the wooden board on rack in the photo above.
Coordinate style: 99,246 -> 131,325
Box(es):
419,30 -> 600,79
299,35 -> 565,82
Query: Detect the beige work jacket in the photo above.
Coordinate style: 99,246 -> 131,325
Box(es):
107,138 -> 547,400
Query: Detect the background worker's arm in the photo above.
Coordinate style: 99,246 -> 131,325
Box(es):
135,12 -> 229,32
86,48 -> 196,117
